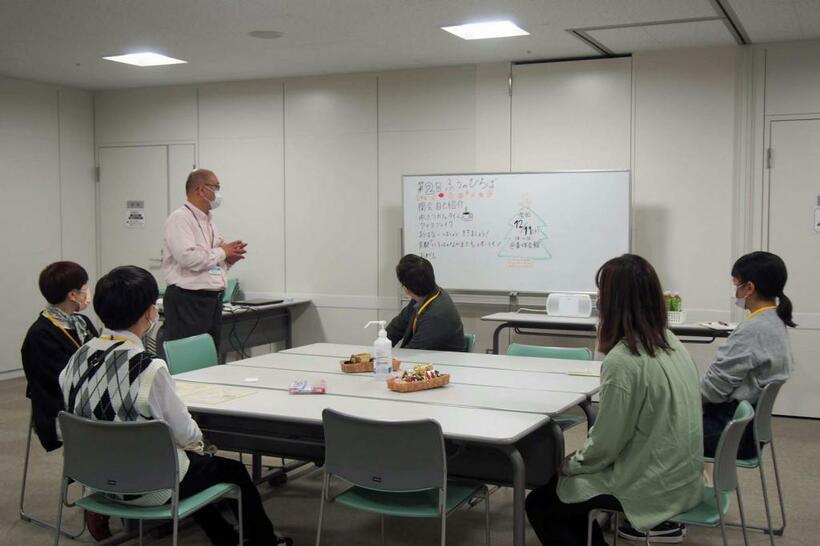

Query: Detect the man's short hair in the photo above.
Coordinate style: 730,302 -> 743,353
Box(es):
93,266 -> 159,330
396,254 -> 436,297
185,169 -> 216,195
39,261 -> 89,305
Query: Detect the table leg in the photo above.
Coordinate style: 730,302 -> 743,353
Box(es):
580,397 -> 596,427
252,454 -> 262,481
285,309 -> 293,349
491,323 -> 511,355
501,445 -> 527,546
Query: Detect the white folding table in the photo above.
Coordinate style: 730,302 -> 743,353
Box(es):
177,347 -> 602,546
177,363 -> 587,416
283,342 -> 603,376
481,311 -> 733,354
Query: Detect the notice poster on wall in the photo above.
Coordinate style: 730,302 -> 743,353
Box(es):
126,200 -> 146,228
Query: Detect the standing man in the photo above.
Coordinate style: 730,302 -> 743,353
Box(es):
162,169 -> 246,351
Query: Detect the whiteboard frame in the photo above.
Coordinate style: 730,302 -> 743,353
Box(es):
401,169 -> 632,295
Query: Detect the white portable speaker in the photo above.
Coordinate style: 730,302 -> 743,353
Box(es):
546,293 -> 593,318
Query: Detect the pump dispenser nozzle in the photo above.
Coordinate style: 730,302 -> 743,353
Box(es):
364,320 -> 388,337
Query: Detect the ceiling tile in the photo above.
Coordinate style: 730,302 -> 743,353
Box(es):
588,19 -> 737,54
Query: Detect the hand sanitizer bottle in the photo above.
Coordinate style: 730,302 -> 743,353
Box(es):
364,321 -> 392,380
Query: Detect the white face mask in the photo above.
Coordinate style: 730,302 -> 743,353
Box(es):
731,283 -> 747,309
72,286 -> 91,312
209,190 -> 223,210
145,306 -> 159,335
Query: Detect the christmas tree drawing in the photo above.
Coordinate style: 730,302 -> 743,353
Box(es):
498,197 -> 552,260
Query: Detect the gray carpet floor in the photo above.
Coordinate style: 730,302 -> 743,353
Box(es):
1,375 -> 817,545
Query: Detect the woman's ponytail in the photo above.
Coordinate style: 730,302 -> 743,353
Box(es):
777,292 -> 797,328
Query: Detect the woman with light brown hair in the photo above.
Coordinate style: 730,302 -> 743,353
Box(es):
525,254 -> 703,545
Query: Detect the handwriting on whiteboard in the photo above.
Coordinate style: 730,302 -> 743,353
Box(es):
414,178 -> 551,267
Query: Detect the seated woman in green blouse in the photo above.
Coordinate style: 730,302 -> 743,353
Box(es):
525,254 -> 704,546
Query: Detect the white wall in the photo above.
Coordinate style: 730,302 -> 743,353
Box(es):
758,40 -> 820,417
198,80 -> 286,295
90,51 -> 745,358
511,57 -> 632,171
0,76 -> 96,375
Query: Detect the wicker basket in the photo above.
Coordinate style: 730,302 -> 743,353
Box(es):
340,358 -> 401,373
667,310 -> 687,325
387,374 -> 450,392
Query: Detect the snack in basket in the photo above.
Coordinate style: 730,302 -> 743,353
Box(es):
341,353 -> 401,373
387,363 -> 450,392
349,352 -> 371,364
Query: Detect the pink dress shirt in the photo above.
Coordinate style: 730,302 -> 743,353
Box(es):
161,201 -> 228,291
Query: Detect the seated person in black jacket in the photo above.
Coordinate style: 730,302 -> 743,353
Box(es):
20,261 -> 111,541
21,261 -> 98,451
386,254 -> 466,351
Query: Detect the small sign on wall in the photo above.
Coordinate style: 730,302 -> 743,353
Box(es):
126,200 -> 146,229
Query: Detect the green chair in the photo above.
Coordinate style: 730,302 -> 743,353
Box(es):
316,409 -> 490,546
223,278 -> 238,304
588,401 -> 755,546
669,401 -> 755,545
19,411 -> 86,539
464,333 -> 476,353
55,412 -> 242,546
506,343 -> 593,430
506,343 -> 592,361
163,334 -> 218,375
164,334 -> 289,484
704,382 -> 786,543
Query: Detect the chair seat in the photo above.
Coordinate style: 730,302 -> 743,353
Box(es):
703,455 -> 760,468
335,481 -> 482,518
736,456 -> 760,468
553,414 -> 586,430
76,483 -> 235,520
669,487 -> 731,527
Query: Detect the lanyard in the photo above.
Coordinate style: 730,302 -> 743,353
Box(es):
185,204 -> 215,248
412,291 -> 441,333
747,305 -> 777,320
43,310 -> 80,349
100,335 -> 133,343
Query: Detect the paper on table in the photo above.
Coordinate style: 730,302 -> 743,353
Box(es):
699,321 -> 737,331
568,368 -> 600,377
176,382 -> 255,405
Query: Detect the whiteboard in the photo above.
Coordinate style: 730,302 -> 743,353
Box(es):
402,171 -> 630,293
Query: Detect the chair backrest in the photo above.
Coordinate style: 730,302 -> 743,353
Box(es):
58,412 -> 178,495
464,333 -> 476,353
322,409 -> 446,493
507,343 -> 592,361
223,278 -> 238,304
754,382 -> 783,444
713,401 -> 755,493
163,334 -> 219,375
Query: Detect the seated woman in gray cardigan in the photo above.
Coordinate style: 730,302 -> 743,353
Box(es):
386,254 -> 466,352
701,251 -> 795,458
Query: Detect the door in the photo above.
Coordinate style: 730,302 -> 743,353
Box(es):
98,145 -> 195,286
767,118 -> 820,417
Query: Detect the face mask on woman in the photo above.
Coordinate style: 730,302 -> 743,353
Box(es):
731,281 -> 749,309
